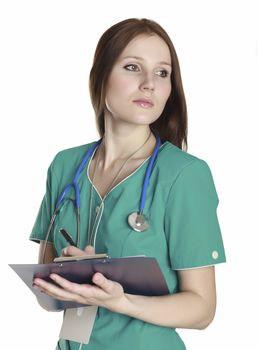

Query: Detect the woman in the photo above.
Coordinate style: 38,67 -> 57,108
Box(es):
31,18 -> 226,350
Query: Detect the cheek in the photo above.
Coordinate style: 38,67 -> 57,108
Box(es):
108,69 -> 139,95
106,78 -> 136,107
164,82 -> 172,99
119,78 -> 137,96
158,83 -> 171,107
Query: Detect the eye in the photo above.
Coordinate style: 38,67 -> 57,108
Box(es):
123,64 -> 140,72
156,69 -> 170,78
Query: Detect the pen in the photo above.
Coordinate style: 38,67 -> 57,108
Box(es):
59,228 -> 76,246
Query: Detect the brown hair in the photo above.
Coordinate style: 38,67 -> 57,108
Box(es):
89,18 -> 188,151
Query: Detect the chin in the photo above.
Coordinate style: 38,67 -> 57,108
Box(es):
128,116 -> 156,125
127,111 -> 158,124
110,110 -> 158,125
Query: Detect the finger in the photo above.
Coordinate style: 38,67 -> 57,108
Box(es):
34,277 -> 94,305
92,273 -> 121,295
50,274 -> 92,294
84,245 -> 95,255
35,286 -> 68,301
33,278 -> 78,301
62,246 -> 88,257
50,274 -> 106,301
49,274 -> 107,306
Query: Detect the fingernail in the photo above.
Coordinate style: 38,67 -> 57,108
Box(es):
50,274 -> 56,280
33,278 -> 39,285
94,273 -> 101,283
62,247 -> 68,256
85,245 -> 94,252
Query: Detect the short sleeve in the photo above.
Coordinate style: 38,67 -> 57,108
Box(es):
164,159 -> 226,270
29,159 -> 59,243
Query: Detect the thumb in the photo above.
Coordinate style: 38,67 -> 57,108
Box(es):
84,245 -> 95,255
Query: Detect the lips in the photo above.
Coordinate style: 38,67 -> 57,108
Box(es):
133,98 -> 154,108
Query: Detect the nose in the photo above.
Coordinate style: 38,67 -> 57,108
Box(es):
139,72 -> 155,92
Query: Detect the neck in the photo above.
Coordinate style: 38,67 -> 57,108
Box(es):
96,126 -> 157,171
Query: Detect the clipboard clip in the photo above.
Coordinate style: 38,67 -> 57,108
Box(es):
53,253 -> 109,263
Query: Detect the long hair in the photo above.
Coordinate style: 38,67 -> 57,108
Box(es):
89,18 -> 188,151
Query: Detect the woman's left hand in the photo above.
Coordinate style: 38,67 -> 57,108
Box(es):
33,272 -> 128,313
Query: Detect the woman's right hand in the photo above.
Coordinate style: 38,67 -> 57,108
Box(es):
61,245 -> 95,257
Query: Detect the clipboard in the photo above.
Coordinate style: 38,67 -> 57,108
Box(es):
9,256 -> 169,311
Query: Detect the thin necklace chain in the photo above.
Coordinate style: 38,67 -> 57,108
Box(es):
87,130 -> 152,246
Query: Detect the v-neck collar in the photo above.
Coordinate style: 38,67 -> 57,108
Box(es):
86,141 -> 168,201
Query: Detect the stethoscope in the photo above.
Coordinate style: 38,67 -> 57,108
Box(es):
42,130 -> 161,259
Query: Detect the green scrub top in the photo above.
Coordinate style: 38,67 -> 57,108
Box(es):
29,140 -> 226,350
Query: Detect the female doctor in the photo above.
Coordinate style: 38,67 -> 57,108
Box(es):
31,18 -> 226,350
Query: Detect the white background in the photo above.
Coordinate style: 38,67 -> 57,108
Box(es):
1,0 -> 257,349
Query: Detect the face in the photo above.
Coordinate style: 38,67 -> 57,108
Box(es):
104,34 -> 172,126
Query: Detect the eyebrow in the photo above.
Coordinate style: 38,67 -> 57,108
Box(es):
121,55 -> 172,67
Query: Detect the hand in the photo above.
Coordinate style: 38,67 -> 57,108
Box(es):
33,244 -> 129,313
61,244 -> 95,257
33,272 -> 128,313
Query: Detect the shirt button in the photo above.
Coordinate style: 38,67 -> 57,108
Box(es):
96,206 -> 100,213
212,250 -> 219,259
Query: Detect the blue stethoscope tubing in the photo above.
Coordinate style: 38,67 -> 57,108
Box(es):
42,130 -> 161,260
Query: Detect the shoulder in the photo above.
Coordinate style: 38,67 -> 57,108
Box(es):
160,142 -> 217,198
159,141 -> 212,176
158,141 -> 215,186
53,142 -> 96,164
48,141 -> 97,179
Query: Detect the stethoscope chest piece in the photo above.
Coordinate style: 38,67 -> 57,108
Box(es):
128,212 -> 149,232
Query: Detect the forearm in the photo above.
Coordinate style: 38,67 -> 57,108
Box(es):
32,261 -> 216,328
120,291 -> 216,330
